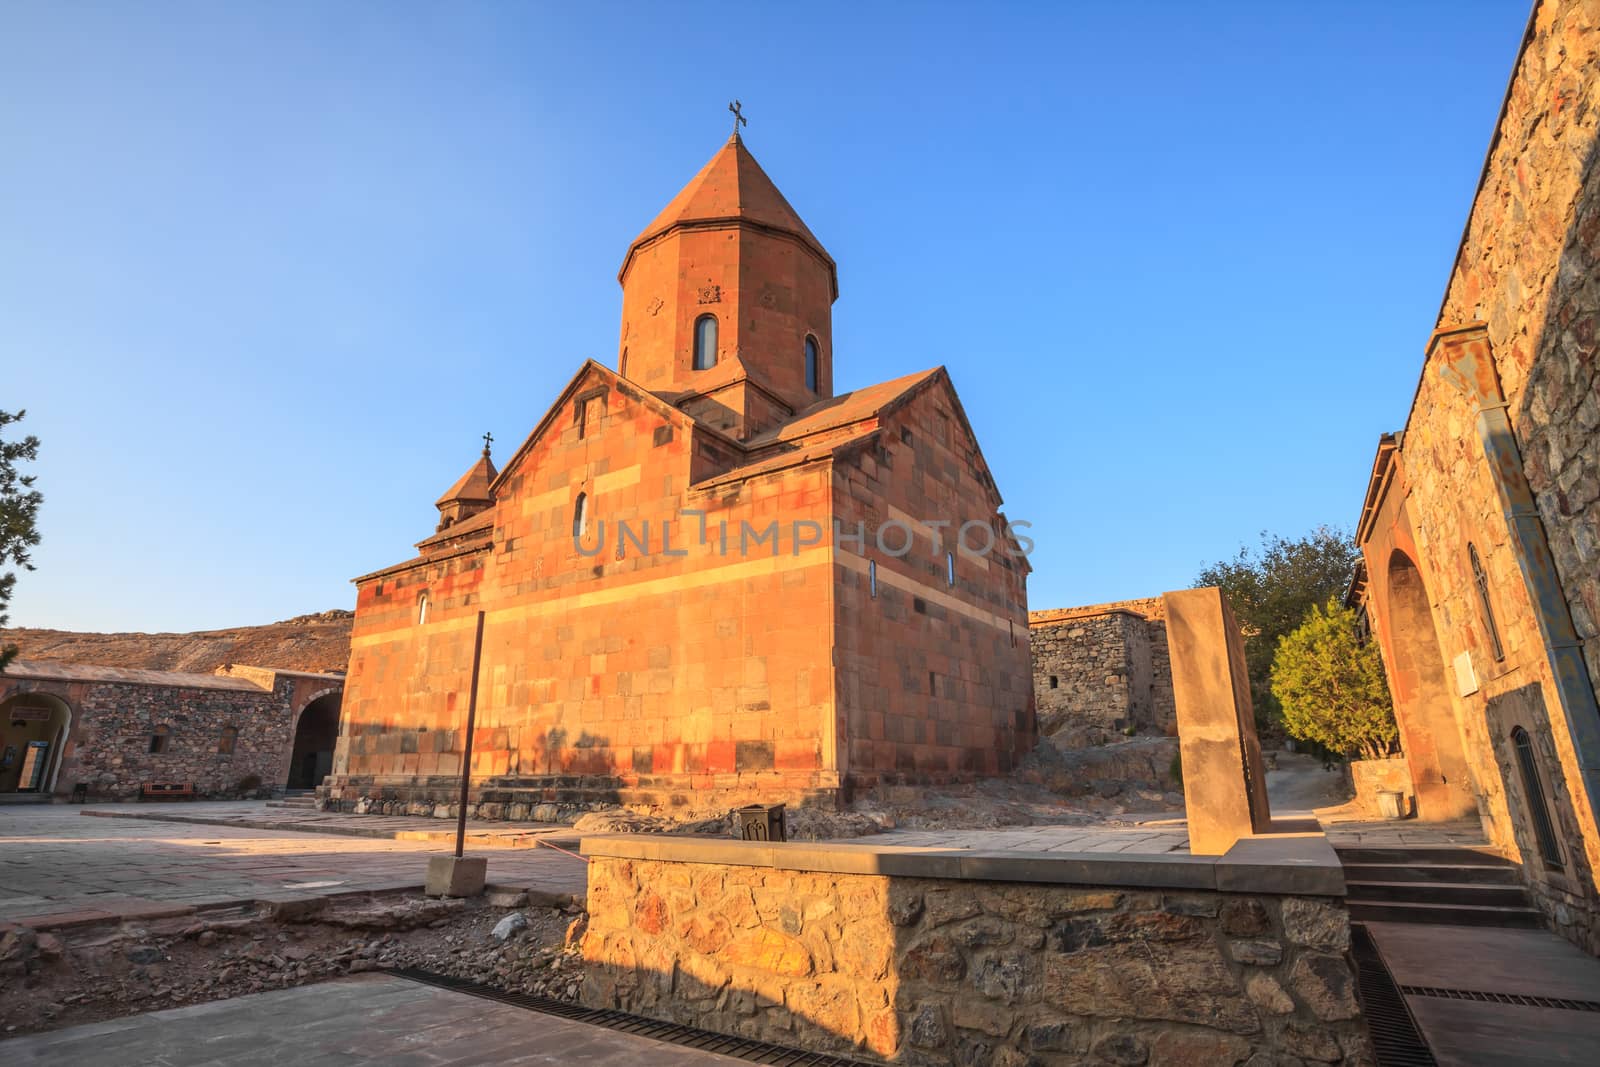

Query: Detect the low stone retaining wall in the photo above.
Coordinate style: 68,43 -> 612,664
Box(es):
1347,758 -> 1414,818
579,836 -> 1371,1065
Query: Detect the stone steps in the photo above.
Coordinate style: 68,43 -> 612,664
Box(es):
1336,845 -> 1513,867
1337,844 -> 1542,929
1347,899 -> 1545,927
1345,879 -> 1532,907
1339,861 -> 1521,885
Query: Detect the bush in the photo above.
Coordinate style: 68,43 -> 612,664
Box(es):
1271,599 -> 1399,761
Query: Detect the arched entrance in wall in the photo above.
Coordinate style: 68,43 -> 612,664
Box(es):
1384,551 -> 1479,820
287,692 -> 341,790
1,693 -> 73,795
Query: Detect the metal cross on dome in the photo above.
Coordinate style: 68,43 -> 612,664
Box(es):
482,431 -> 494,454
728,100 -> 747,137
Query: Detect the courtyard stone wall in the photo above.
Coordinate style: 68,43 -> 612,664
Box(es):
1030,599 -> 1175,746
1355,0 -> 1600,955
1,663 -> 342,799
580,850 -> 1369,1065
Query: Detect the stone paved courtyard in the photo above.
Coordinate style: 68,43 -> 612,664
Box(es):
3,973 -> 749,1065
0,804 -> 588,928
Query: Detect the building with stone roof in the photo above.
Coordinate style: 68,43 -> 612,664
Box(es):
0,660 -> 342,799
325,133 -> 1034,812
1348,0 -> 1600,955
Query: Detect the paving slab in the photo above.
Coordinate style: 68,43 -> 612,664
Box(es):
1366,921 -> 1600,1066
1367,921 -> 1600,1002
1405,997 -> 1600,1066
76,799 -> 577,847
0,974 -> 748,1064
0,804 -> 587,928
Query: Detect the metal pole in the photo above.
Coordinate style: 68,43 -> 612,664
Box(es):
454,610 -> 486,859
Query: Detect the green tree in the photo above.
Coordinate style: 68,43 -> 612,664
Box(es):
1271,599 -> 1398,761
1196,526 -> 1360,728
1,409 -> 43,673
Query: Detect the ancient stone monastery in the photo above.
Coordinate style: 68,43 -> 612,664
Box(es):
1346,0 -> 1600,956
1,660 -> 342,799
326,134 -> 1034,812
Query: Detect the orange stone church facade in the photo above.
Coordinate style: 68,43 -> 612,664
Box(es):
322,135 -> 1034,813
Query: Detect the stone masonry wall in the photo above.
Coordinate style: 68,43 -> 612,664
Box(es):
1378,0 -> 1600,954
1030,601 -> 1175,746
1436,0 -> 1600,685
1,677 -> 297,799
581,856 -> 1370,1065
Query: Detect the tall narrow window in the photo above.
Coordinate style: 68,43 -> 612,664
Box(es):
804,336 -> 819,393
1511,726 -> 1563,870
218,726 -> 238,755
1469,543 -> 1505,662
574,399 -> 587,439
149,725 -> 170,754
946,551 -> 956,587
1049,676 -> 1059,689
619,347 -> 629,378
693,315 -> 718,370
417,592 -> 429,625
573,492 -> 589,539
869,560 -> 877,599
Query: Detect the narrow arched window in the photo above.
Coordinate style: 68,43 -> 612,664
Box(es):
1049,676 -> 1059,689
1511,726 -> 1563,870
149,724 -> 171,754
693,315 -> 718,370
946,551 -> 956,587
619,347 -> 629,378
573,492 -> 589,539
804,336 -> 819,393
218,726 -> 238,755
1469,543 -> 1505,662
417,592 -> 429,626
869,560 -> 877,599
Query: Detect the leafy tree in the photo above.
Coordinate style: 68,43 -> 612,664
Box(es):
1196,526 -> 1359,728
1271,599 -> 1398,760
1,409 -> 42,673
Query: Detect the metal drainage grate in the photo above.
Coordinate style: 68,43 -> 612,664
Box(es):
392,968 -> 868,1066
1351,924 -> 1436,1067
1400,986 -> 1600,1013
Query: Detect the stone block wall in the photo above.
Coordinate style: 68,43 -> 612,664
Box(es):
1354,0 -> 1600,955
1030,599 -> 1175,745
1347,758 -> 1415,819
581,854 -> 1370,1065
0,671 -> 326,799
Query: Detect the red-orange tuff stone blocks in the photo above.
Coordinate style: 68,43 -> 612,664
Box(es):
325,135 -> 1032,813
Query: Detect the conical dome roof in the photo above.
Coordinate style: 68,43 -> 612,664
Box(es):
620,135 -> 834,285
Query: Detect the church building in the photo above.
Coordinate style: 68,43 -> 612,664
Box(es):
323,131 -> 1034,813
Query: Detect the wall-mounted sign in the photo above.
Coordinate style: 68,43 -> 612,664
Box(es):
9,708 -> 51,722
1453,650 -> 1480,697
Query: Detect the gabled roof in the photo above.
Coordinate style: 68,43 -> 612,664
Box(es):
744,368 -> 941,448
620,136 -> 836,292
694,366 -> 1006,513
487,359 -> 741,498
435,449 -> 498,508
415,506 -> 495,551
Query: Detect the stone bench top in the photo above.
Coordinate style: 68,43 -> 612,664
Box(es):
579,831 -> 1345,896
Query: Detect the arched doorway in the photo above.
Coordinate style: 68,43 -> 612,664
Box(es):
287,693 -> 341,790
1,693 -> 72,795
1384,551 -> 1478,820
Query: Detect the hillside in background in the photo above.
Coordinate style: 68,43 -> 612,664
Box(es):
1,610 -> 354,676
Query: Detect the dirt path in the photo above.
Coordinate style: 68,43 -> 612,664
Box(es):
1265,750 -> 1353,814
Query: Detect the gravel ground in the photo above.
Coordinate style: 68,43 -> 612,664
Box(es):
0,891 -> 585,1039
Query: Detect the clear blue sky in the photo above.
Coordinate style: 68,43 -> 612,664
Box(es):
2,1 -> 1532,633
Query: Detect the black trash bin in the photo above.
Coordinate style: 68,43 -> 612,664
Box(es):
733,803 -> 786,842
